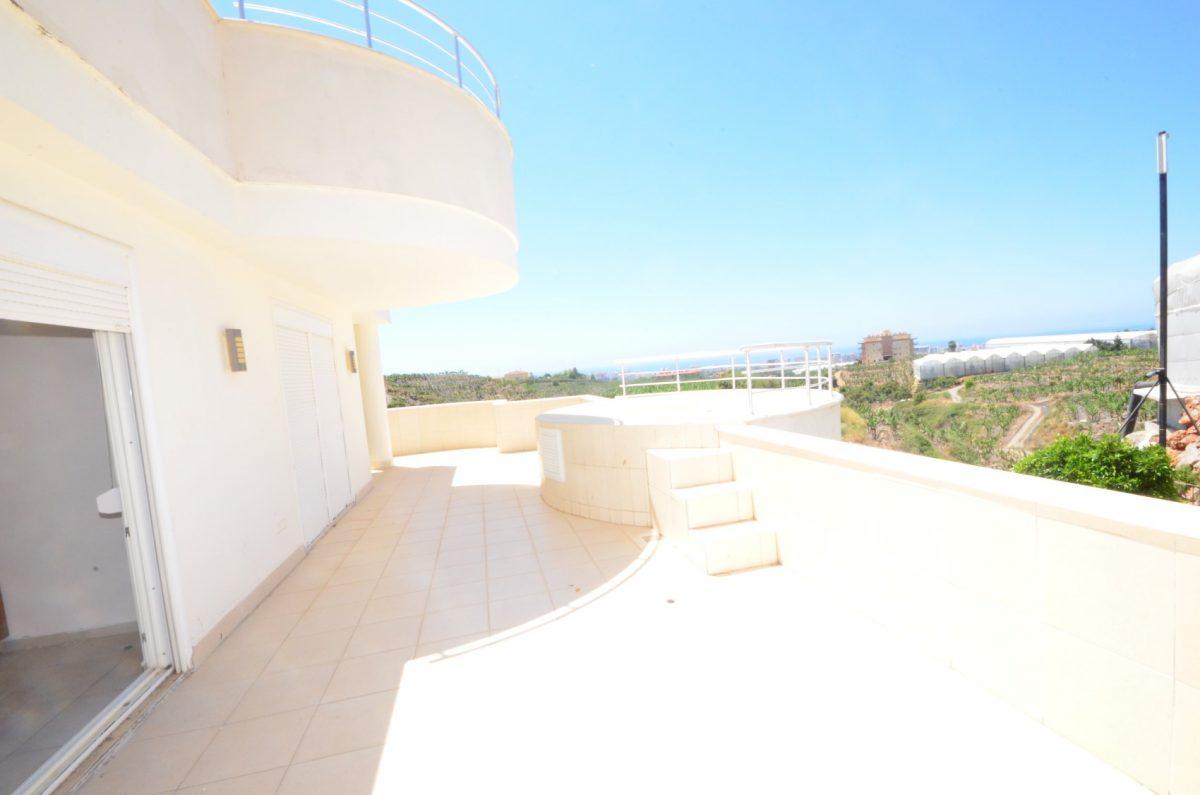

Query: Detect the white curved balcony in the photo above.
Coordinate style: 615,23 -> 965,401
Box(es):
210,0 -> 500,118
2,0 -> 518,311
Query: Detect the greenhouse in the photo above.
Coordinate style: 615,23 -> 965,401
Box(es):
912,343 -> 1092,382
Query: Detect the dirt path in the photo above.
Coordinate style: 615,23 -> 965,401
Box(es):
1005,399 -> 1051,451
947,385 -> 964,403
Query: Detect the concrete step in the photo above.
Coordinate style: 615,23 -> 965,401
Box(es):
652,482 -> 754,540
646,448 -> 734,491
674,482 -> 754,529
680,520 -> 779,575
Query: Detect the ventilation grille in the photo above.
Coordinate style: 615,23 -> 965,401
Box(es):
538,428 -> 566,482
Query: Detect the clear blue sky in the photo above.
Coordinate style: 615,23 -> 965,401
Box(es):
378,0 -> 1200,376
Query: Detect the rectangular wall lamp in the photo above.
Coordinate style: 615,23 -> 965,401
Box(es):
225,328 -> 247,372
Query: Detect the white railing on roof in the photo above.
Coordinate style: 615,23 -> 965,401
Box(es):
212,0 -> 500,117
616,341 -> 836,410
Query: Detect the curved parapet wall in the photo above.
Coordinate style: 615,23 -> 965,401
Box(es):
2,0 -> 517,311
536,389 -> 842,526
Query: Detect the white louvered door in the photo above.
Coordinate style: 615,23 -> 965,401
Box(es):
275,312 -> 353,545
276,325 -> 331,544
308,335 -> 352,524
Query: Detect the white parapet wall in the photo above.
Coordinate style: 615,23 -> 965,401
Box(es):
716,423 -> 1200,794
387,395 -> 595,456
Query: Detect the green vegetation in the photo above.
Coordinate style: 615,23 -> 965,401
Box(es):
1014,433 -> 1188,501
858,400 -> 1021,467
842,347 -> 1160,474
385,369 -> 618,407
960,347 -> 1157,446
841,405 -> 868,443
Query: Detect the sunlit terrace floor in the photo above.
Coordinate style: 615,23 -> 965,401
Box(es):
76,449 -> 1145,794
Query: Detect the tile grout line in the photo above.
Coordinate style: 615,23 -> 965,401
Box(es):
270,467 -> 416,793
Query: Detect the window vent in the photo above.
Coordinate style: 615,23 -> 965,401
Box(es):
539,428 -> 566,482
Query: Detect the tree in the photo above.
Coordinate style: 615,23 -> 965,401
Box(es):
947,340 -> 958,352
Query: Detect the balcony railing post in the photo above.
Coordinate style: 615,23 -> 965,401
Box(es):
362,0 -> 373,48
237,0 -> 245,19
453,35 -> 463,87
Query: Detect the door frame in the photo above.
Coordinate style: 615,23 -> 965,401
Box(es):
13,331 -> 176,795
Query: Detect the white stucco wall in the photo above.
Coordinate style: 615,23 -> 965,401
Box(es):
0,0 -> 521,663
0,322 -> 137,639
0,144 -> 371,662
717,423 -> 1200,795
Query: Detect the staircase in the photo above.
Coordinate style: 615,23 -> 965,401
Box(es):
647,448 -> 779,575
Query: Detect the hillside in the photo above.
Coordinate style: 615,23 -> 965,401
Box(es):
839,348 -> 1158,469
385,369 -> 619,407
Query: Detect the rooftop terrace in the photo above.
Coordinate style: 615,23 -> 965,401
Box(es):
72,447 -> 1151,793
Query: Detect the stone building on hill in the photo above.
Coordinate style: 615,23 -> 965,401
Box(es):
860,330 -> 915,363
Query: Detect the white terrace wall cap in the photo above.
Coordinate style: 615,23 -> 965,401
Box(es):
715,422 -> 1200,554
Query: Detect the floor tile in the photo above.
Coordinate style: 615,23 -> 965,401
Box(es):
430,563 -> 486,588
372,571 -> 434,598
487,572 -> 548,602
419,604 -> 489,644
181,708 -> 313,788
536,546 -> 594,569
276,746 -> 383,795
486,539 -> 535,560
136,680 -> 252,739
265,629 -> 353,673
486,554 -> 541,579
0,746 -> 56,794
176,767 -> 286,794
290,602 -> 366,638
227,664 -> 335,722
323,650 -> 413,703
80,727 -> 216,794
326,562 -> 386,587
309,581 -> 374,609
427,581 -> 488,613
293,692 -> 396,763
344,617 -> 423,658
435,546 -> 486,568
489,592 -> 555,632
360,592 -> 427,625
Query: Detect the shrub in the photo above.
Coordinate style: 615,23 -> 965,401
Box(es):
1013,433 -> 1182,500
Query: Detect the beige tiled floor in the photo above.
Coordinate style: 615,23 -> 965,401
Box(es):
0,632 -> 141,792
76,449 -> 650,794
75,449 -> 1146,795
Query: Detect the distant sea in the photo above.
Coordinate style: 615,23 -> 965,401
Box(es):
578,322 -> 1156,378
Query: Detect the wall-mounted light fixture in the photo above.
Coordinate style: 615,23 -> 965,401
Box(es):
346,349 -> 358,373
225,328 -> 247,372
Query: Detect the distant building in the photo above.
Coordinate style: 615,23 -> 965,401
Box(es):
504,370 -> 532,380
860,330 -> 915,364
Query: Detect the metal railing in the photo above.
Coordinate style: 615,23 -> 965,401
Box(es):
212,0 -> 500,117
616,341 -> 836,411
